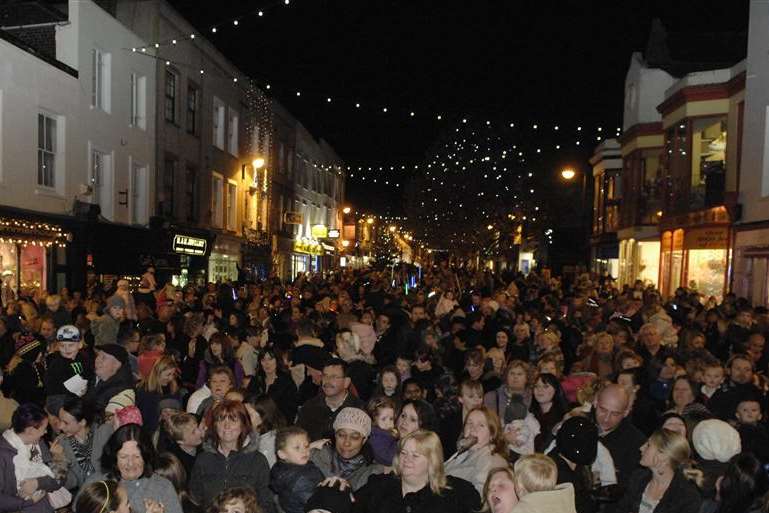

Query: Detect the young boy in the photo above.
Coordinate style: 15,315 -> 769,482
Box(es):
270,426 -> 325,513
701,361 -> 725,402
45,325 -> 91,399
735,395 -> 769,464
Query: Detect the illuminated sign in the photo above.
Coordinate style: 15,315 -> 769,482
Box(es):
327,229 -> 340,239
311,224 -> 329,238
172,235 -> 207,256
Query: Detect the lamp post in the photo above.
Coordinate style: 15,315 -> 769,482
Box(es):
559,166 -> 591,268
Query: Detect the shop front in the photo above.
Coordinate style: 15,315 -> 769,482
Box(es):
208,234 -> 243,284
732,224 -> 769,308
659,217 -> 730,300
617,226 -> 660,288
169,229 -> 212,287
291,238 -> 323,279
0,215 -> 70,301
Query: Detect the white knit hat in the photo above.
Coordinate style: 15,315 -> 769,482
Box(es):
333,407 -> 371,438
692,419 -> 741,463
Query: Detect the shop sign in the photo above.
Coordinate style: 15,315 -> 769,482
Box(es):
311,224 -> 328,239
284,212 -> 303,225
173,234 -> 207,256
327,229 -> 340,239
684,228 -> 729,250
293,238 -> 323,256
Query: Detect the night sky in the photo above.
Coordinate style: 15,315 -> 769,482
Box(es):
168,0 -> 750,217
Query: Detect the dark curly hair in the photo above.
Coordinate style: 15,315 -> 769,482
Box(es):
100,423 -> 157,480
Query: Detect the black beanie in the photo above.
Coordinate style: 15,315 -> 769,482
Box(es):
556,416 -> 598,465
304,482 -> 353,513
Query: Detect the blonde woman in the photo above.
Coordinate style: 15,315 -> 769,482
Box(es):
485,360 -> 532,420
136,355 -> 182,432
614,429 -> 702,513
444,407 -> 508,494
353,430 -> 480,513
482,466 -> 518,513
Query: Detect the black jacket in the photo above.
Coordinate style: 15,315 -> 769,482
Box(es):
297,392 -> 365,441
614,468 -> 702,513
189,436 -> 275,513
246,371 -> 299,423
84,365 -> 135,414
353,473 -> 480,513
598,417 -> 646,488
269,460 -> 324,513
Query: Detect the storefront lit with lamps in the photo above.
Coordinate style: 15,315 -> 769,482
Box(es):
0,216 -> 70,299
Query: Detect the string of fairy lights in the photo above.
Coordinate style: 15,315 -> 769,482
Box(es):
117,2 -> 621,254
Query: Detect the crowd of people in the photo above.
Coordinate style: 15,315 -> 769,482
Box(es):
0,261 -> 768,513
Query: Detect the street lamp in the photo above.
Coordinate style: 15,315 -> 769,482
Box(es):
342,206 -> 351,214
367,218 -> 374,225
252,158 -> 265,169
389,225 -> 396,232
561,168 -> 576,180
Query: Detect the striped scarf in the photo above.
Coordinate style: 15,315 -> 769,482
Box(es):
70,428 -> 95,476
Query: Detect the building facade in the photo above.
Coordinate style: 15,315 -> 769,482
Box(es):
0,0 -> 156,295
733,0 -> 769,307
589,139 -> 622,278
114,0 -> 272,285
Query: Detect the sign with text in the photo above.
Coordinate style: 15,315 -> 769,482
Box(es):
684,227 -> 729,250
172,234 -> 207,255
311,224 -> 328,239
284,212 -> 303,225
327,229 -> 340,239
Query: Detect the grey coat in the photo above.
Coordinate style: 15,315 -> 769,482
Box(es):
81,472 -> 182,513
61,423 -> 113,490
310,445 -> 384,492
0,435 -> 60,513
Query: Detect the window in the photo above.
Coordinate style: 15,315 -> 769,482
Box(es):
165,70 -> 177,123
226,180 -> 237,231
227,108 -> 239,155
129,73 -> 146,129
130,161 -> 149,225
185,167 -> 197,222
186,84 -> 198,134
160,158 -> 175,218
213,97 -> 225,150
91,49 -> 110,112
37,113 -> 56,188
91,147 -> 113,220
211,173 -> 224,228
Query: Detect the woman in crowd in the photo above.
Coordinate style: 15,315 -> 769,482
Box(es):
353,430 -> 481,513
189,400 -> 274,513
481,466 -> 518,513
615,428 -> 702,513
529,373 -> 569,452
667,376 -> 699,415
180,313 -> 207,389
701,452 -> 769,513
94,423 -> 182,513
75,480 -> 137,513
444,407 -> 508,494
580,332 -> 616,380
396,399 -> 438,438
195,333 -> 244,389
247,395 -> 286,468
0,403 -> 69,512
485,360 -> 532,420
245,346 -> 298,423
335,330 -> 377,401
136,355 -> 183,433
54,396 -> 114,491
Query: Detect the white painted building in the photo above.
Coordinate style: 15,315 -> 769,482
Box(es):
0,0 -> 155,295
733,0 -> 769,306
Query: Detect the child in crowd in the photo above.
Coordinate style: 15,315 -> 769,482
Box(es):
734,395 -> 769,464
367,396 -> 398,465
45,325 -> 91,402
137,334 -> 166,379
270,426 -> 325,513
209,486 -> 261,513
701,360 -> 725,401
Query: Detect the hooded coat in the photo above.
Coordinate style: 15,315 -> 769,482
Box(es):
511,483 -> 577,513
189,434 -> 275,513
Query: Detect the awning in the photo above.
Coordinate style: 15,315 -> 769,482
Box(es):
743,245 -> 769,258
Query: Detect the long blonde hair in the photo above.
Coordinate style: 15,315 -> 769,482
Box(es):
393,430 -> 449,495
140,355 -> 178,394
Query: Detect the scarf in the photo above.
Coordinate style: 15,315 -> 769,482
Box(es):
69,428 -> 95,476
331,450 -> 367,479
